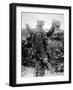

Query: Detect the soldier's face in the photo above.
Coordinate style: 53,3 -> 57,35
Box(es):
27,33 -> 31,38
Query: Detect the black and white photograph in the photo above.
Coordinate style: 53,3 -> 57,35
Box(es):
21,13 -> 64,77
10,3 -> 71,87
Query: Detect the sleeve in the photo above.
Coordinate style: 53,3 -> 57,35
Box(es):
46,27 -> 55,37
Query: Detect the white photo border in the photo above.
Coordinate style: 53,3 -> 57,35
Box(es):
16,6 -> 69,84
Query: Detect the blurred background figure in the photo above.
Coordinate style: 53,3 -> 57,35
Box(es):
52,19 -> 61,31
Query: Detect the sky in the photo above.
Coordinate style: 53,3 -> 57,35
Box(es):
21,12 -> 64,30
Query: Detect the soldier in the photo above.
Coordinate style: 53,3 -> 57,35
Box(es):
25,20 -> 48,62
